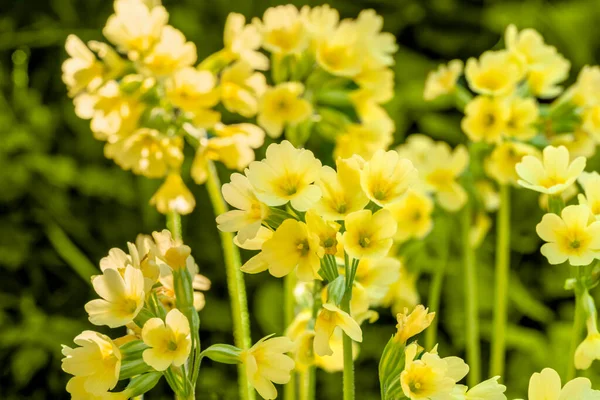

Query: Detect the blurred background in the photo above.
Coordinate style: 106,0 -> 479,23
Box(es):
2,0 -> 600,398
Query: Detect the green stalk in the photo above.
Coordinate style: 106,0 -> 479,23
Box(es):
45,222 -> 97,284
284,274 -> 297,400
425,217 -> 449,349
567,266 -> 585,380
491,184 -> 511,378
205,160 -> 254,400
462,202 -> 481,386
342,253 -> 355,400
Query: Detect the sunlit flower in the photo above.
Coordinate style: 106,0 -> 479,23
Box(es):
157,271 -> 211,312
220,61 -> 267,117
566,65 -> 600,107
245,141 -> 322,211
382,265 -> 420,315
62,35 -> 104,96
524,367 -> 600,400
305,210 -> 339,255
85,266 -> 145,328
314,303 -> 362,356
354,9 -> 397,69
578,172 -> 600,219
150,229 -> 192,271
516,145 -> 586,195
465,50 -> 523,96
423,59 -> 463,101
394,305 -> 435,343
452,376 -> 507,400
575,332 -> 600,370
66,376 -> 128,400
143,26 -> 197,76
334,121 -> 393,161
353,257 -> 401,307
360,149 -> 417,207
504,96 -> 539,140
387,190 -> 434,241
100,241 -> 160,296
301,4 -> 339,45
103,0 -> 168,60
150,173 -> 196,215
257,82 -> 313,138
240,335 -> 295,400
61,331 -> 121,394
223,13 -> 269,70
253,5 -> 309,55
165,67 -> 220,126
354,67 -> 395,104
315,19 -> 362,77
536,204 -> 600,265
342,209 -> 397,259
461,96 -> 510,143
485,141 -> 541,185
142,309 -> 191,371
260,219 -> 323,281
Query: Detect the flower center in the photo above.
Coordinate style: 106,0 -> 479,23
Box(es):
359,236 -> 371,248
167,340 -> 178,351
297,240 -> 310,256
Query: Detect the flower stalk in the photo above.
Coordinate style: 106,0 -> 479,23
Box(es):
284,273 -> 297,400
425,214 -> 449,349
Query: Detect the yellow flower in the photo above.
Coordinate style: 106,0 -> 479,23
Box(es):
220,61 -> 267,117
104,128 -> 184,178
465,50 -> 523,96
394,305 -> 435,343
579,172 -> 600,219
516,145 -> 586,195
354,67 -> 395,104
452,376 -> 507,400
485,141 -> 541,186
354,9 -> 397,69
85,266 -> 145,328
150,229 -> 192,271
400,343 -> 469,400
551,129 -> 597,160
504,96 -> 539,140
216,173 -> 269,244
313,157 -> 369,221
382,265 -> 420,315
360,149 -> 417,207
300,4 -> 339,45
61,331 -> 121,394
157,272 -> 210,312
245,141 -> 322,211
165,67 -> 220,126
142,26 -> 197,76
536,204 -> 600,265
141,309 -> 191,371
387,190 -> 434,242
103,0 -> 168,60
254,5 -> 309,55
260,219 -> 323,281
223,13 -> 269,70
423,59 -> 464,101
566,65 -> 600,107
66,376 -> 128,400
257,82 -> 313,138
575,332 -> 600,370
62,35 -> 104,96
334,121 -> 393,161
314,303 -> 362,356
354,257 -> 401,307
305,210 -> 339,255
315,19 -> 362,77
342,209 -> 397,259
470,211 -> 492,248
524,367 -> 599,400
461,96 -> 510,143
150,173 -> 196,215
582,105 -> 600,139
240,335 -> 295,400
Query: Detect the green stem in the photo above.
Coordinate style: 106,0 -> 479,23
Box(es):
567,266 -> 585,380
462,202 -> 481,387
491,184 -> 511,378
342,253 -> 355,400
205,161 -> 254,400
284,274 -> 297,400
45,222 -> 97,284
425,219 -> 449,349
167,211 -> 182,241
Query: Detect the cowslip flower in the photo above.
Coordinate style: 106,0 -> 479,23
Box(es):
257,82 -> 312,138
315,19 -> 362,77
300,4 -> 339,45
240,335 -> 295,400
354,257 -> 401,307
520,367 -> 600,400
423,59 -> 463,101
394,305 -> 435,343
260,219 -> 323,281
62,35 -> 104,96
516,145 -> 586,195
305,210 -> 339,255
142,26 -> 197,76
354,9 -> 397,69
465,50 -> 523,96
565,65 -> 600,107
245,141 -> 322,211
85,266 -> 145,328
61,331 -> 121,394
141,309 -> 192,371
382,266 -> 420,315
461,96 -> 510,143
314,303 -> 362,356
313,157 -> 369,221
66,376 -> 128,400
220,61 -> 266,117
387,190 -> 434,241
150,173 -> 196,215
334,121 -> 394,161
223,13 -> 269,70
578,172 -> 600,218
165,67 -> 220,126
452,376 -> 507,400
536,204 -> 600,265
484,141 -> 540,185
360,149 -> 417,206
342,209 -> 397,259
504,96 -> 539,140
575,331 -> 600,370
550,129 -> 597,160
253,5 -> 309,56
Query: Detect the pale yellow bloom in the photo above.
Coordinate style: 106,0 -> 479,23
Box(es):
516,145 -> 586,194
485,141 -> 541,186
305,210 -> 339,255
240,335 -> 295,400
582,106 -> 600,140
566,65 -> 600,107
254,5 -> 309,55
524,367 -> 599,400
314,303 -> 362,356
394,305 -> 435,343
245,141 -> 322,211
354,67 -> 394,104
461,96 -> 510,143
257,82 -> 313,138
150,229 -> 192,271
62,35 -> 104,96
220,61 -> 266,117
354,257 -> 401,307
575,332 -> 600,370
354,9 -> 397,69
85,266 -> 145,328
285,311 -> 314,372
104,128 -> 184,178
470,211 -> 492,248
150,173 -> 196,215
300,4 -> 339,45
387,190 -> 434,241
316,19 -> 362,77
61,331 -> 121,394
342,209 -> 397,259
504,96 -> 539,140
452,376 -> 507,400
66,376 -> 128,400
334,121 -> 393,161
315,330 -> 358,372
223,13 -> 269,70
142,309 -> 191,371
536,204 -> 600,265
551,129 -> 597,161
361,149 -> 417,207
424,60 -> 463,101
165,67 -> 220,126
157,272 -> 210,312
465,50 -> 523,96
313,157 -> 369,221
103,0 -> 168,60
260,219 -> 323,281
578,172 -> 600,219
382,265 -> 420,315
216,173 -> 269,244
142,26 -> 196,76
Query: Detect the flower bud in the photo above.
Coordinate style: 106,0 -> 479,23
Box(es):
394,305 -> 435,343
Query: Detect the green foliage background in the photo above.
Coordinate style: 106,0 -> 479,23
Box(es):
1,0 -> 600,398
